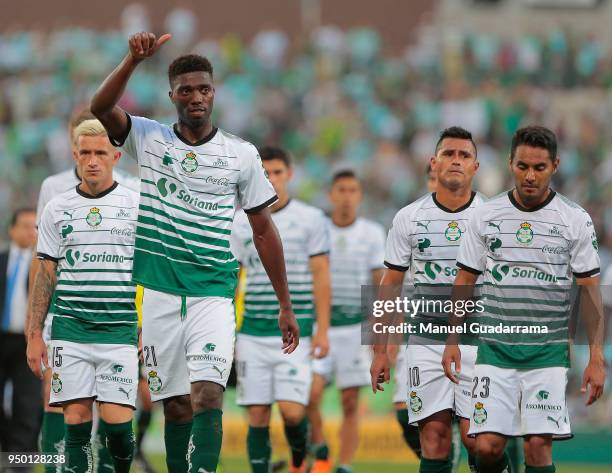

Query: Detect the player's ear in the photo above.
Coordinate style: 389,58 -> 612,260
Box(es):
114,150 -> 122,163
551,157 -> 560,174
429,155 -> 437,171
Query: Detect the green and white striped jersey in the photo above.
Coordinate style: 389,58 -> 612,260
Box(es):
384,192 -> 485,341
114,115 -> 276,297
329,217 -> 385,326
37,183 -> 139,345
231,199 -> 330,337
457,190 -> 600,368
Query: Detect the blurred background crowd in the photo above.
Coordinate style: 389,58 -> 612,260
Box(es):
0,0 -> 611,465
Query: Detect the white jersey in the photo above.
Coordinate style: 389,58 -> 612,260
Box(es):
36,167 -> 139,224
231,199 -> 330,337
384,192 -> 485,340
37,183 -> 139,345
457,190 -> 600,369
328,217 -> 385,326
114,115 -> 276,297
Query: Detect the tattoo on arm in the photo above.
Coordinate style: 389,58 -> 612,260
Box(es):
28,260 -> 57,337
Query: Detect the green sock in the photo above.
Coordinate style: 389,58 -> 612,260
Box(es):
506,438 -> 522,472
101,420 -> 135,473
95,419 -> 115,473
247,426 -> 271,473
188,409 -> 223,473
42,412 -> 65,473
396,409 -> 421,458
419,457 -> 452,473
525,465 -> 555,473
312,442 -> 329,461
165,420 -> 193,473
64,422 -> 93,473
336,465 -> 352,473
477,452 -> 511,473
136,410 -> 152,453
283,417 -> 309,468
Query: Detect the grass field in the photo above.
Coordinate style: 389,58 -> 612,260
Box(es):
145,454 -> 610,473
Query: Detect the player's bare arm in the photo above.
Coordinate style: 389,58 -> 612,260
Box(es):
247,207 -> 299,353
370,268 -> 404,393
576,275 -> 606,406
26,259 -> 57,378
91,32 -> 171,140
310,253 -> 331,359
442,268 -> 478,384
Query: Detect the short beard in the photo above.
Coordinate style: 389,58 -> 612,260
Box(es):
438,176 -> 462,192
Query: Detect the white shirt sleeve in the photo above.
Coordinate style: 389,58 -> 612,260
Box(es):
230,212 -> 248,264
384,209 -> 412,272
456,209 -> 487,274
36,179 -> 53,226
36,201 -> 60,261
111,114 -> 160,162
570,210 -> 600,277
368,222 -> 386,270
237,145 -> 277,213
307,210 -> 330,257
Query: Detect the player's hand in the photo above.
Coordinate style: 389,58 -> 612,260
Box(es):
442,344 -> 461,384
370,350 -> 390,393
279,307 -> 299,354
26,332 -> 48,379
581,357 -> 605,406
128,32 -> 172,61
311,329 -> 329,359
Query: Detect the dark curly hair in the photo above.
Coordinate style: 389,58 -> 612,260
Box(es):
510,125 -> 557,161
168,54 -> 213,86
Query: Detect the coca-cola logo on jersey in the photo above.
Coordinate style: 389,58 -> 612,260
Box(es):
205,176 -> 230,187
111,227 -> 134,237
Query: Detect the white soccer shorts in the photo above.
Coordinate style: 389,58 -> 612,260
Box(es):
141,288 -> 236,401
48,340 -> 138,408
406,342 -> 476,423
235,334 -> 312,406
468,364 -> 571,439
392,346 -> 408,404
312,324 -> 371,389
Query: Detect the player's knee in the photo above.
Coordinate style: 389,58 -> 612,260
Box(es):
420,425 -> 451,458
191,381 -> 224,412
281,410 -> 306,427
340,390 -> 359,417
163,395 -> 192,423
523,435 -> 552,465
475,438 -> 504,463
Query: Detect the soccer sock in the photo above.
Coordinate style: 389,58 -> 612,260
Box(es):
65,422 -> 93,473
101,420 -> 135,473
525,465 -> 555,473
396,409 -> 422,458
312,442 -> 329,461
283,417 -> 309,467
188,409 -> 223,473
336,465 -> 353,473
164,420 -> 193,473
136,410 -> 152,453
419,458 -> 452,473
246,426 -> 271,473
42,412 -> 65,473
477,452 -> 511,473
95,419 -> 115,473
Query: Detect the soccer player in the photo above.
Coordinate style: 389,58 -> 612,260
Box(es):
443,125 -> 605,473
371,127 -> 484,473
90,33 -> 299,473
26,120 -> 140,473
32,108 -> 140,473
231,146 -> 331,473
392,163 -> 438,460
306,170 -> 385,473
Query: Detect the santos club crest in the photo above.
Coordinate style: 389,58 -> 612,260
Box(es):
409,391 -> 423,414
181,151 -> 199,173
147,370 -> 163,393
51,373 -> 63,393
516,222 -> 533,245
86,207 -> 102,227
473,402 -> 488,424
445,221 -> 462,241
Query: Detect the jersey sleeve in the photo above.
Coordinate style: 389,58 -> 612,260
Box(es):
109,114 -> 160,162
36,201 -> 60,261
230,213 -> 248,264
368,223 -> 386,270
36,179 -> 53,225
384,210 -> 412,272
307,210 -> 330,257
237,145 -> 277,213
570,210 -> 600,278
456,209 -> 487,274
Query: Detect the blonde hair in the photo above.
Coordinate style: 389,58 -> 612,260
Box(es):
72,119 -> 109,144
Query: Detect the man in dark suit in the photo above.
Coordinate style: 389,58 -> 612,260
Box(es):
0,208 -> 40,457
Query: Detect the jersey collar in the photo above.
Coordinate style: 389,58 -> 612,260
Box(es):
76,181 -> 118,199
173,124 -> 218,147
508,189 -> 556,212
432,191 -> 476,213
